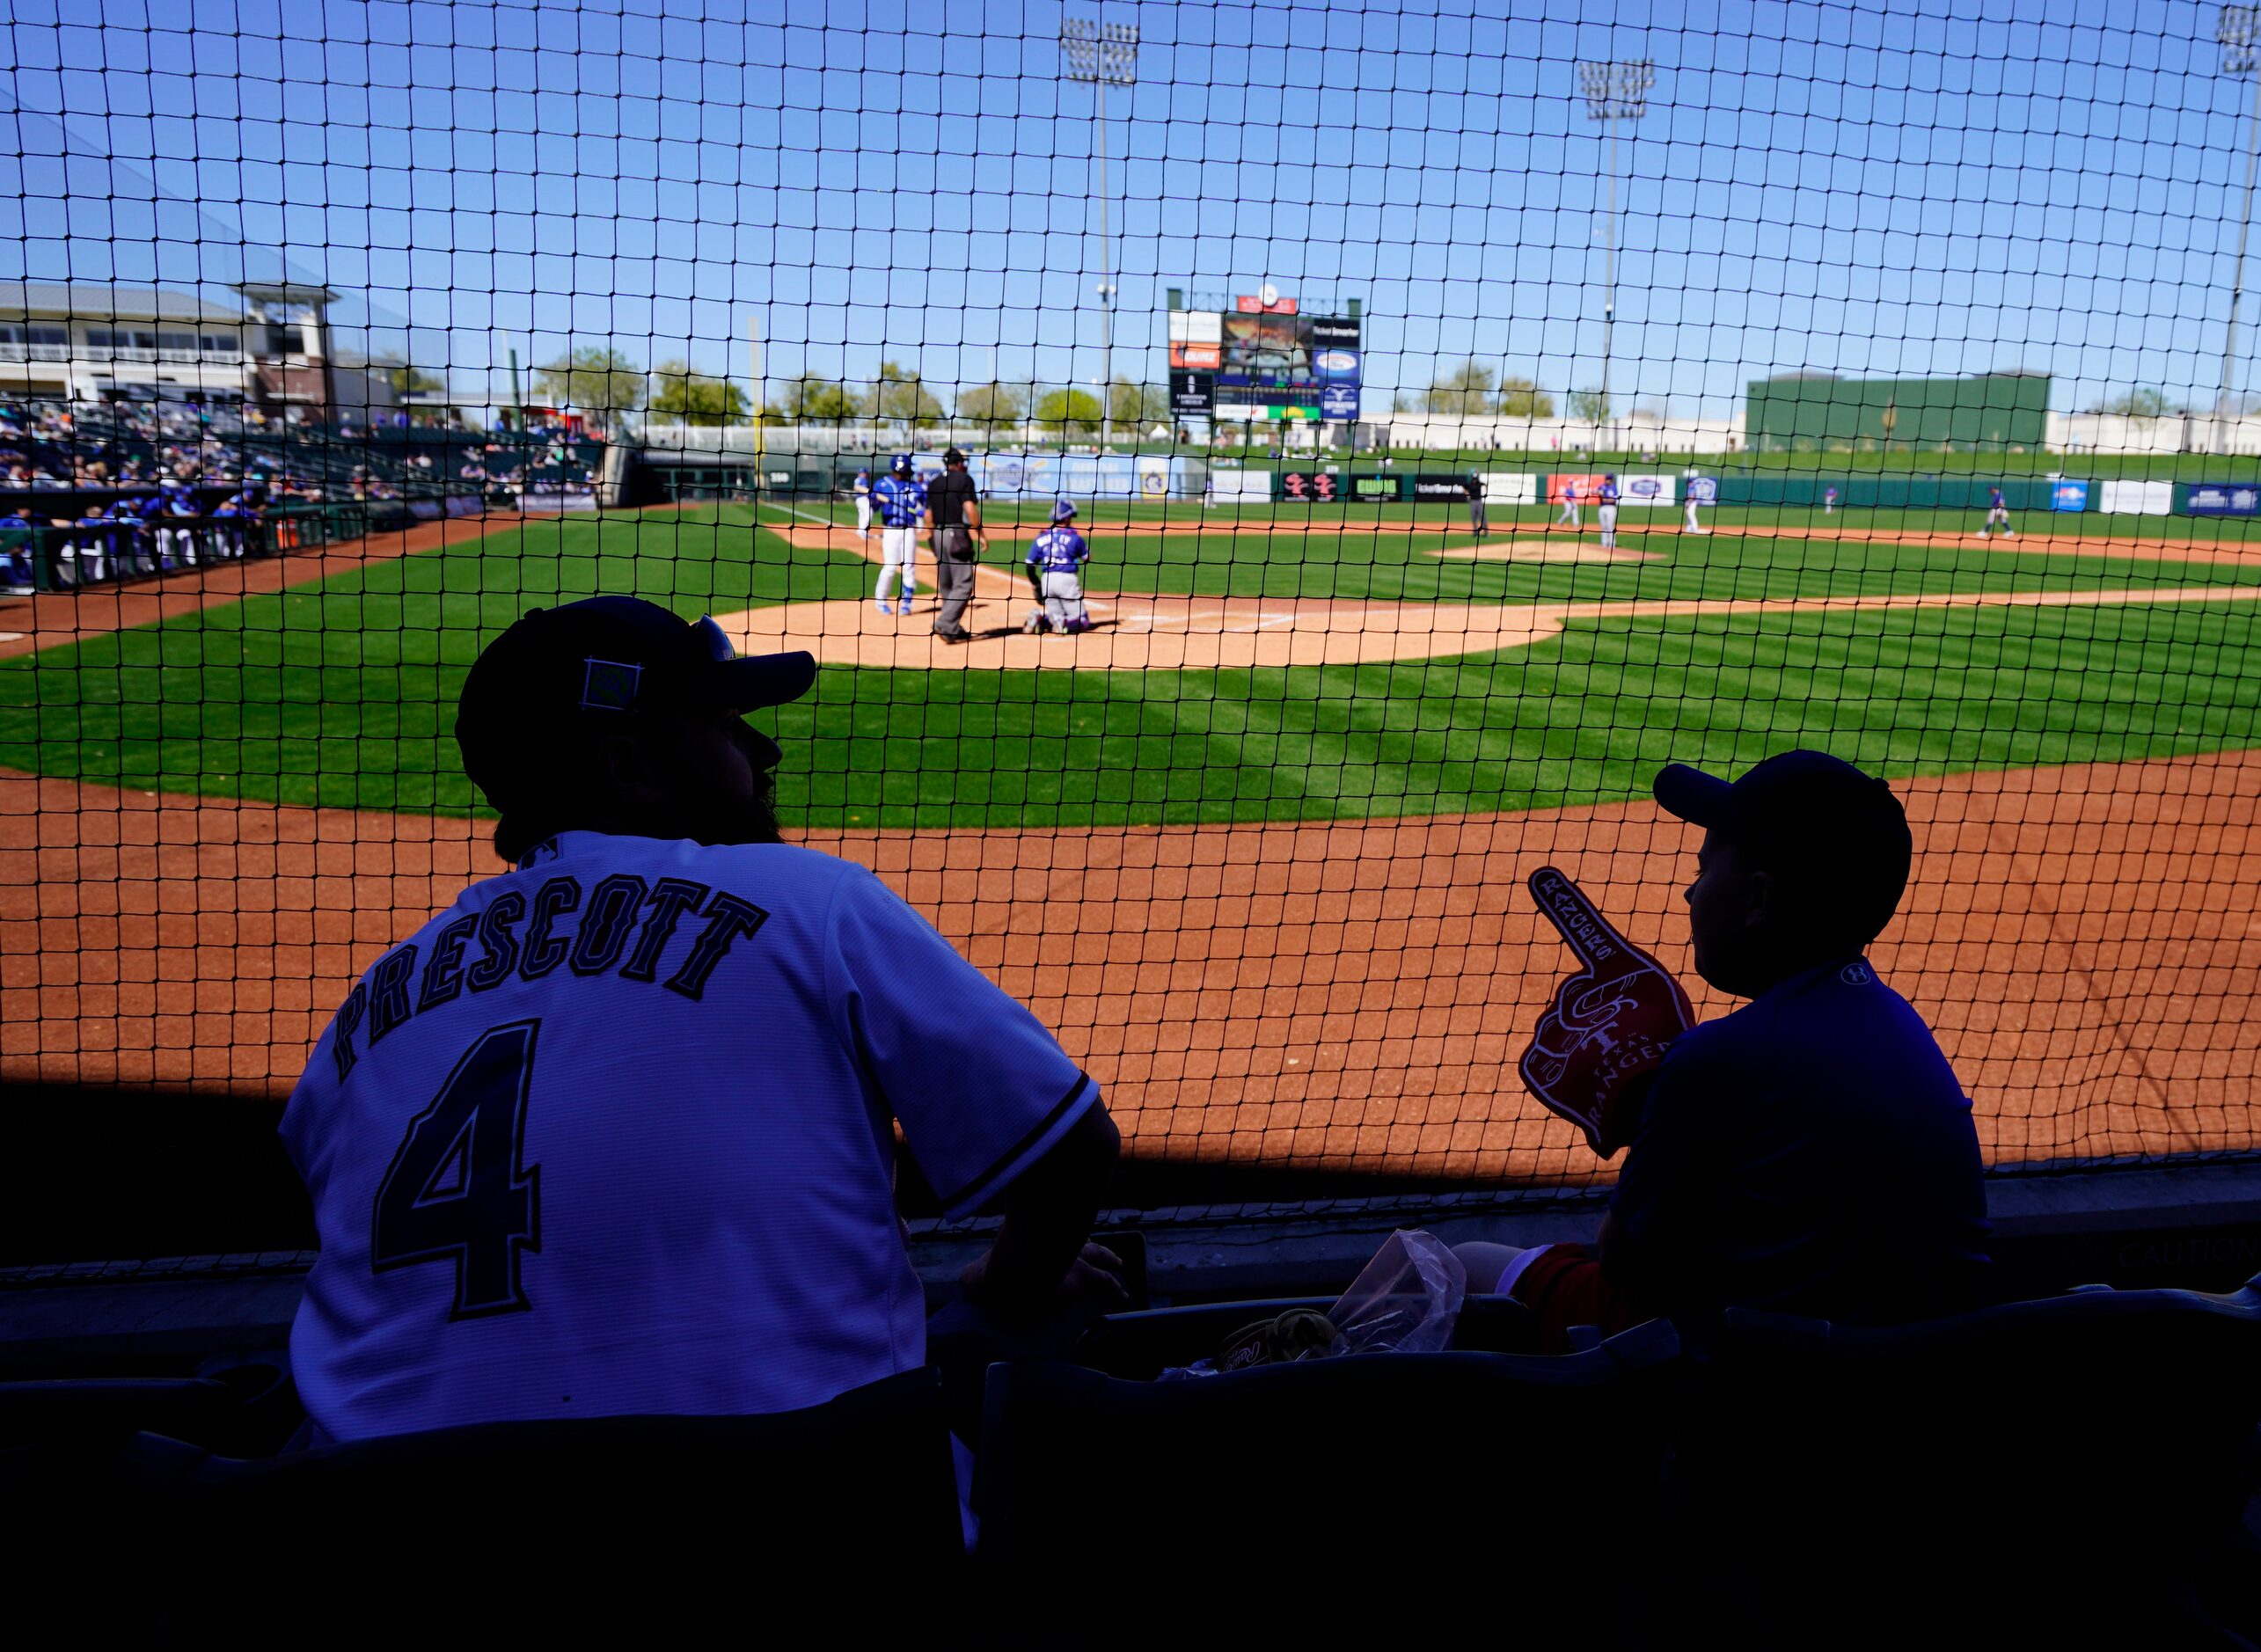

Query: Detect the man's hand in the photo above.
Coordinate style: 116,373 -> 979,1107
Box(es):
1518,867 -> 1695,1158
960,1239 -> 1127,1319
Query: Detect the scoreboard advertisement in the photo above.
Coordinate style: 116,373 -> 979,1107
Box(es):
1171,295 -> 1361,420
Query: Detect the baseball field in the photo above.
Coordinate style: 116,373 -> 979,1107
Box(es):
1,494 -> 2256,1190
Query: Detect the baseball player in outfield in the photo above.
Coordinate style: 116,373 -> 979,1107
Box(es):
869,454 -> 926,615
280,595 -> 1124,1449
1978,484 -> 2015,539
1450,750 -> 1988,1353
1023,498 -> 1093,635
1597,473 -> 1621,551
852,464 -> 874,539
1683,466 -> 1709,535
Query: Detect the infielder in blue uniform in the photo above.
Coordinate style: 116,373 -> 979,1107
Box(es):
1598,473 -> 1622,552
1022,499 -> 1091,635
1979,485 -> 2015,540
282,595 -> 1124,1454
869,455 -> 926,615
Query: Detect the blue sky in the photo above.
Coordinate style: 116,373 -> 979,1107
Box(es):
0,0 -> 2252,419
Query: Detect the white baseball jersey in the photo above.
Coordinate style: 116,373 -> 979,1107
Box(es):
281,830 -> 1099,1442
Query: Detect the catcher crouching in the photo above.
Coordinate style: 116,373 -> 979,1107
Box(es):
1455,750 -> 1991,1353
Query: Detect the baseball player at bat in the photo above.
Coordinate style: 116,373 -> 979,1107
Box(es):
1452,750 -> 1989,1353
280,596 -> 1125,1459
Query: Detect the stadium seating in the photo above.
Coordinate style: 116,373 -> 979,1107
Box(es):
1662,1279 -> 2261,1649
976,1319 -> 1679,1643
92,1366 -> 964,1638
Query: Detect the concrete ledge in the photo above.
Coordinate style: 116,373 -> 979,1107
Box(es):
8,1162 -> 2261,1370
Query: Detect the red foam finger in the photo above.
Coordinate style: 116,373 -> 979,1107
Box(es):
1526,866 -> 1644,972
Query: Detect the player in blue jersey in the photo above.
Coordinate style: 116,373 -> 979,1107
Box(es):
282,595 -> 1124,1451
1598,473 -> 1622,552
1022,499 -> 1092,635
869,455 -> 926,615
0,505 -> 34,592
1979,484 -> 2015,540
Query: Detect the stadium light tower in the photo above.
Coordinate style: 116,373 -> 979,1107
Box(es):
1579,59 -> 1654,454
1062,17 -> 1139,450
2218,5 -> 2261,451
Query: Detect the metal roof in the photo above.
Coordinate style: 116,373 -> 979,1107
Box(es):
0,282 -> 246,325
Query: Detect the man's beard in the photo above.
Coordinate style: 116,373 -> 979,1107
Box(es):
694,768 -> 784,847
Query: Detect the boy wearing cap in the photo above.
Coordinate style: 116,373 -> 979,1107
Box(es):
1457,750 -> 1989,1349
278,595 -> 1124,1450
1025,499 -> 1092,635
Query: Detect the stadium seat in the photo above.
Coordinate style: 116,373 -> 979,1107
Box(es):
1664,1279 -> 2261,1650
1071,1291 -> 1541,1378
977,1319 -> 1679,1644
106,1366 -> 965,1638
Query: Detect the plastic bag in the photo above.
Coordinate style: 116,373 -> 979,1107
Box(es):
1158,1229 -> 1467,1379
1326,1229 -> 1467,1356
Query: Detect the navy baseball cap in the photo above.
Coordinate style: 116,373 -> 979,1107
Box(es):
890,454 -> 911,474
1654,749 -> 1913,929
457,596 -> 815,807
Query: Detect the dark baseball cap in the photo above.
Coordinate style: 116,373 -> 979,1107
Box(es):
456,596 -> 815,808
1654,750 -> 1913,932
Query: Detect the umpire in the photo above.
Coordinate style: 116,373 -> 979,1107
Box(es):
924,447 -> 984,643
1466,470 -> 1488,538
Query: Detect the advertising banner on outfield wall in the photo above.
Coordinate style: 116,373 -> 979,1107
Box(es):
1548,472 -> 1606,502
1413,473 -> 1475,501
973,452 -> 1196,500
1486,472 -> 1537,506
2099,479 -> 2174,515
1686,476 -> 1720,504
1209,470 -> 1274,501
1278,469 -> 1343,501
2050,480 -> 2090,512
1351,473 -> 1404,501
2185,482 -> 2261,515
1619,473 -> 1678,506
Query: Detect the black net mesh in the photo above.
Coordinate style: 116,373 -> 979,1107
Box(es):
0,3 -> 2254,1197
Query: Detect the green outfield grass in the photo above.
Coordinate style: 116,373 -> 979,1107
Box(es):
1,503 -> 2255,829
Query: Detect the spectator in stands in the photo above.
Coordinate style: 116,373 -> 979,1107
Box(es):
1454,752 -> 1990,1349
279,596 -> 1125,1461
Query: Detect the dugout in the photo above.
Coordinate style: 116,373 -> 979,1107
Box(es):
1745,372 -> 2051,453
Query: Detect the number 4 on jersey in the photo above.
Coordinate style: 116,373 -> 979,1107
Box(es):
371,1020 -> 543,1319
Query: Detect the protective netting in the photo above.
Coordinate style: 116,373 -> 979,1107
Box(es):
0,3 -> 2255,1195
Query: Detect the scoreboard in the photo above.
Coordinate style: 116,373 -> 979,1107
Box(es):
1170,295 -> 1361,420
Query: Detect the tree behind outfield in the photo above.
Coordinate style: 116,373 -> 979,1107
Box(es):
1423,361 -> 1497,416
648,362 -> 750,427
1108,377 -> 1168,428
956,380 -> 1029,435
1035,387 -> 1102,436
860,361 -> 948,424
532,347 -> 646,432
777,375 -> 858,427
1495,376 -> 1555,418
1568,387 -> 1613,424
2088,386 -> 2184,417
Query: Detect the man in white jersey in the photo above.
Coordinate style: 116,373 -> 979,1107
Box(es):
280,595 -> 1123,1445
852,464 -> 874,539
